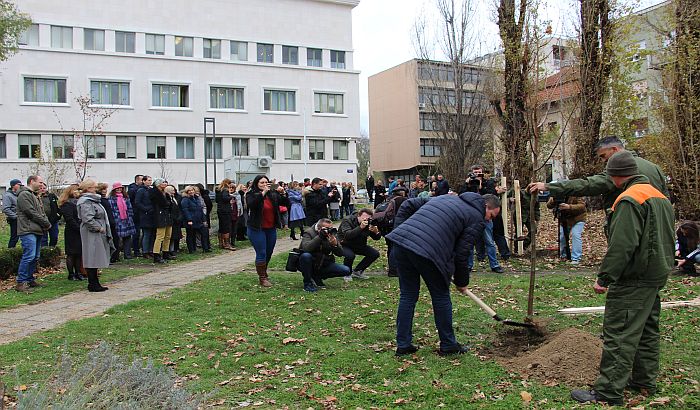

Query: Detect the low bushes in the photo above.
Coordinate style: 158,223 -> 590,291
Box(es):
0,246 -> 62,280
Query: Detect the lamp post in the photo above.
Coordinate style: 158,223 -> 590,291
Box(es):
204,117 -> 216,187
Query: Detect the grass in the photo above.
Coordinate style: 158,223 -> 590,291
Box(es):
0,258 -> 697,408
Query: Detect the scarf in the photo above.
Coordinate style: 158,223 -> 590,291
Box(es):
115,192 -> 128,220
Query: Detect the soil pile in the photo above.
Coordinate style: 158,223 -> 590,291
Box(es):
498,328 -> 603,387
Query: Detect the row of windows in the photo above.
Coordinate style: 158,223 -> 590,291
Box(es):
23,77 -> 345,114
19,24 -> 347,69
5,135 -> 350,161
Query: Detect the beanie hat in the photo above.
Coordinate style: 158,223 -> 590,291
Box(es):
606,151 -> 639,177
153,178 -> 165,187
112,182 -> 123,189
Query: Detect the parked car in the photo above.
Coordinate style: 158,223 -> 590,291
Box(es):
355,189 -> 369,204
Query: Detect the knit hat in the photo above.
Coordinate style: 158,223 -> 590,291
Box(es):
606,151 -> 639,177
153,178 -> 165,187
112,182 -> 123,189
9,179 -> 22,188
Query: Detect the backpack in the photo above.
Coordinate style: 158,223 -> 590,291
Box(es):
372,195 -> 407,233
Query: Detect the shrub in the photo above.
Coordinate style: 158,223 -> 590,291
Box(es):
17,342 -> 205,409
0,247 -> 24,280
38,246 -> 62,269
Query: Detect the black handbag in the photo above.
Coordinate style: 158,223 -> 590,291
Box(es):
285,248 -> 302,272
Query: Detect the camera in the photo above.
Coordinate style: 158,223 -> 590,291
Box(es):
468,172 -> 483,180
320,227 -> 338,237
369,218 -> 380,227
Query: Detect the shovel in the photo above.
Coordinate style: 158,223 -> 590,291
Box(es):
463,289 -> 535,328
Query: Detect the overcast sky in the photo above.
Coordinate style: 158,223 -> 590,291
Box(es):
351,0 -> 663,133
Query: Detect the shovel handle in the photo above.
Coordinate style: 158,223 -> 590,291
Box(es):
463,289 -> 499,318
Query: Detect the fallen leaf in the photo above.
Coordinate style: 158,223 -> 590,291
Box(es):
649,397 -> 671,406
520,391 -> 532,403
282,337 -> 306,345
351,323 -> 367,330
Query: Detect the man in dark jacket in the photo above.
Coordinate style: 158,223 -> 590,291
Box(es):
571,151 -> 674,406
366,174 -> 375,203
134,175 -> 155,257
39,182 -> 61,247
338,208 -> 381,280
299,218 -> 350,292
387,192 -> 501,356
2,179 -> 22,248
128,174 -> 143,256
435,174 -> 449,196
305,178 -> 334,226
16,175 -> 52,292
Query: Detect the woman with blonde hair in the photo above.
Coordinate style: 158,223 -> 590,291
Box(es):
215,178 -> 236,250
77,179 -> 113,292
59,184 -> 84,280
150,178 -> 174,263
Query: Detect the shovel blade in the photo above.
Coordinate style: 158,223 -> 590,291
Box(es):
501,319 -> 536,328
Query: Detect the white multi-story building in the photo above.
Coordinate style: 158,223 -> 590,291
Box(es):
0,0 -> 361,190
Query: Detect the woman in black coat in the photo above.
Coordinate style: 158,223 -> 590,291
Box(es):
58,184 -> 84,280
165,185 -> 183,254
246,175 -> 281,287
196,183 -> 213,227
215,178 -> 236,250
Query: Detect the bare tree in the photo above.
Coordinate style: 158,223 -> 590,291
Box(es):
356,130 -> 371,183
26,142 -> 71,191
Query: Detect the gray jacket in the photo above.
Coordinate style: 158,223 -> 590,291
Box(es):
77,193 -> 115,269
2,190 -> 18,220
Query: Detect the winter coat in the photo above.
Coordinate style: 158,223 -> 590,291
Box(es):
374,185 -> 387,204
100,196 -> 118,246
150,188 -> 173,228
169,195 -> 183,225
107,196 -> 137,238
16,187 -> 51,236
435,179 -> 450,196
60,198 -> 82,255
134,186 -> 155,228
338,212 -> 381,250
77,193 -> 114,269
387,192 -> 486,288
341,188 -> 352,206
365,176 -> 374,191
180,196 -> 206,229
216,189 -> 233,217
305,188 -> 331,225
547,196 -> 586,228
300,225 -> 345,270
597,175 -> 675,288
42,193 -> 62,224
246,190 -> 281,230
288,189 -> 306,222
2,190 -> 18,220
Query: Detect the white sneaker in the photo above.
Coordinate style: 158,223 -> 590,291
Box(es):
570,260 -> 580,265
351,271 -> 369,280
343,275 -> 353,282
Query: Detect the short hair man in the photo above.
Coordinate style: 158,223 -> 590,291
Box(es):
387,192 -> 501,356
435,174 -> 450,196
570,151 -> 675,406
2,178 -> 23,248
338,208 -> 381,280
305,178 -> 334,226
15,175 -> 52,292
299,218 -> 350,292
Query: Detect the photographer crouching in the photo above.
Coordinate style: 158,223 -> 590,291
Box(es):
338,208 -> 382,280
299,218 -> 350,292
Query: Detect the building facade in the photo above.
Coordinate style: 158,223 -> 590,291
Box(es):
0,0 -> 361,191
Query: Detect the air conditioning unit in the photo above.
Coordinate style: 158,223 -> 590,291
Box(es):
257,156 -> 272,168
418,103 -> 426,109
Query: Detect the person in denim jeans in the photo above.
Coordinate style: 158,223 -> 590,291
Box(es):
3,179 -> 22,248
547,196 -> 586,264
299,219 -> 350,292
246,175 -> 281,287
15,176 -> 52,292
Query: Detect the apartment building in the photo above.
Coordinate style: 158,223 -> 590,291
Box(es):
0,0 -> 361,190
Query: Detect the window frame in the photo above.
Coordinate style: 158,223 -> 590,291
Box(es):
232,138 -> 250,156
84,135 -> 106,159
145,33 -> 165,55
18,134 -> 42,159
22,76 -> 68,106
330,50 -> 346,69
115,31 -> 135,53
313,91 -> 345,115
174,36 -> 194,57
209,85 -> 245,111
89,79 -> 131,107
284,139 -> 301,160
205,137 -> 223,160
258,138 -> 276,159
230,40 -> 248,61
0,134 -> 6,159
419,138 -> 442,157
307,48 -> 322,67
18,24 -> 39,46
151,82 -> 191,110
83,28 -> 105,51
51,25 -> 73,49
282,45 -> 298,65
175,136 -> 195,159
308,139 -> 325,160
146,136 -> 167,159
52,134 -> 74,159
262,88 -> 297,113
115,136 -> 137,159
257,43 -> 274,63
203,38 -> 221,59
333,140 -> 349,160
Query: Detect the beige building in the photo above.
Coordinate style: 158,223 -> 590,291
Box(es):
368,59 -> 491,181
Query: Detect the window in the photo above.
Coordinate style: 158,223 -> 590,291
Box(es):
85,135 -> 106,159
282,45 -> 298,65
90,81 -> 130,106
83,29 -> 105,51
0,134 -> 6,159
175,36 -> 193,57
18,134 -> 41,158
284,139 -> 301,160
205,137 -> 223,159
51,26 -> 72,49
232,138 -> 249,156
420,138 -> 441,157
18,24 -> 39,46
24,77 -> 67,103
632,41 -> 646,62
52,135 -> 74,159
176,137 -> 194,159
257,43 -> 273,63
330,50 -> 345,69
152,84 -> 189,108
116,136 -> 136,159
309,139 -> 325,160
333,140 -> 348,160
307,48 -> 322,67
203,38 -> 221,59
552,45 -> 564,61
210,87 -> 244,110
231,40 -> 248,61
146,136 -> 166,159
259,138 -> 276,159
263,89 -> 295,112
419,113 -> 438,131
115,31 -> 135,53
314,92 -> 344,114
146,34 -> 165,55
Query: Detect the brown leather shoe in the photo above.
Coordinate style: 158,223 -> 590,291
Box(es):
15,282 -> 34,293
28,281 -> 45,288
255,262 -> 272,287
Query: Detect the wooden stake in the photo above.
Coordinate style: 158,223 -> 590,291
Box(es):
513,180 -> 524,255
527,191 -> 537,317
559,298 -> 700,315
500,176 -> 510,250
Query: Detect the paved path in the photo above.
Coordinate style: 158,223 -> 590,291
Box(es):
0,239 -> 298,345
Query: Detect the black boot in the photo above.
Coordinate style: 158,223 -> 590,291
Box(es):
163,251 -> 176,260
87,268 -> 108,292
153,253 -> 166,264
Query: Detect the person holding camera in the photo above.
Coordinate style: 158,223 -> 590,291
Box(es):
246,175 -> 282,288
338,208 -> 382,280
299,218 -> 350,292
305,177 -> 335,226
547,195 -> 586,264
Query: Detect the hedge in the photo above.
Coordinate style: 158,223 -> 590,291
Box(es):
0,246 -> 62,280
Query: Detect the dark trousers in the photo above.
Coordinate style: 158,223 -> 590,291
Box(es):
65,253 -> 83,276
367,187 -> 373,202
7,218 -> 18,248
133,218 -> 142,255
186,226 -> 210,253
494,234 -> 511,259
342,245 -> 379,272
119,235 -> 133,258
394,245 -> 458,350
594,285 -> 662,402
387,239 -> 397,275
247,227 -> 277,264
299,252 -> 350,287
41,221 -> 59,247
141,227 -> 155,254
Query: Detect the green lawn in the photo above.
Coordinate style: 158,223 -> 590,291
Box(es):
0,264 -> 697,408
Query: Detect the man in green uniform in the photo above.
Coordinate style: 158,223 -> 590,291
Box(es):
570,151 -> 675,405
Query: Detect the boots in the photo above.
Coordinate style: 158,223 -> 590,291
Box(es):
255,261 -> 272,287
87,268 -> 108,292
153,253 -> 165,264
163,251 -> 176,260
222,233 -> 236,250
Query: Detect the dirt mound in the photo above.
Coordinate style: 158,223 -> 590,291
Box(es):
494,327 -> 603,387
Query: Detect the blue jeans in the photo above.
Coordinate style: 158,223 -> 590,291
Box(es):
560,222 -> 584,262
17,234 -> 42,284
299,252 -> 350,286
41,221 -> 59,247
141,227 -> 155,254
468,220 -> 500,269
7,218 -> 18,248
394,245 -> 459,350
247,227 -> 277,264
